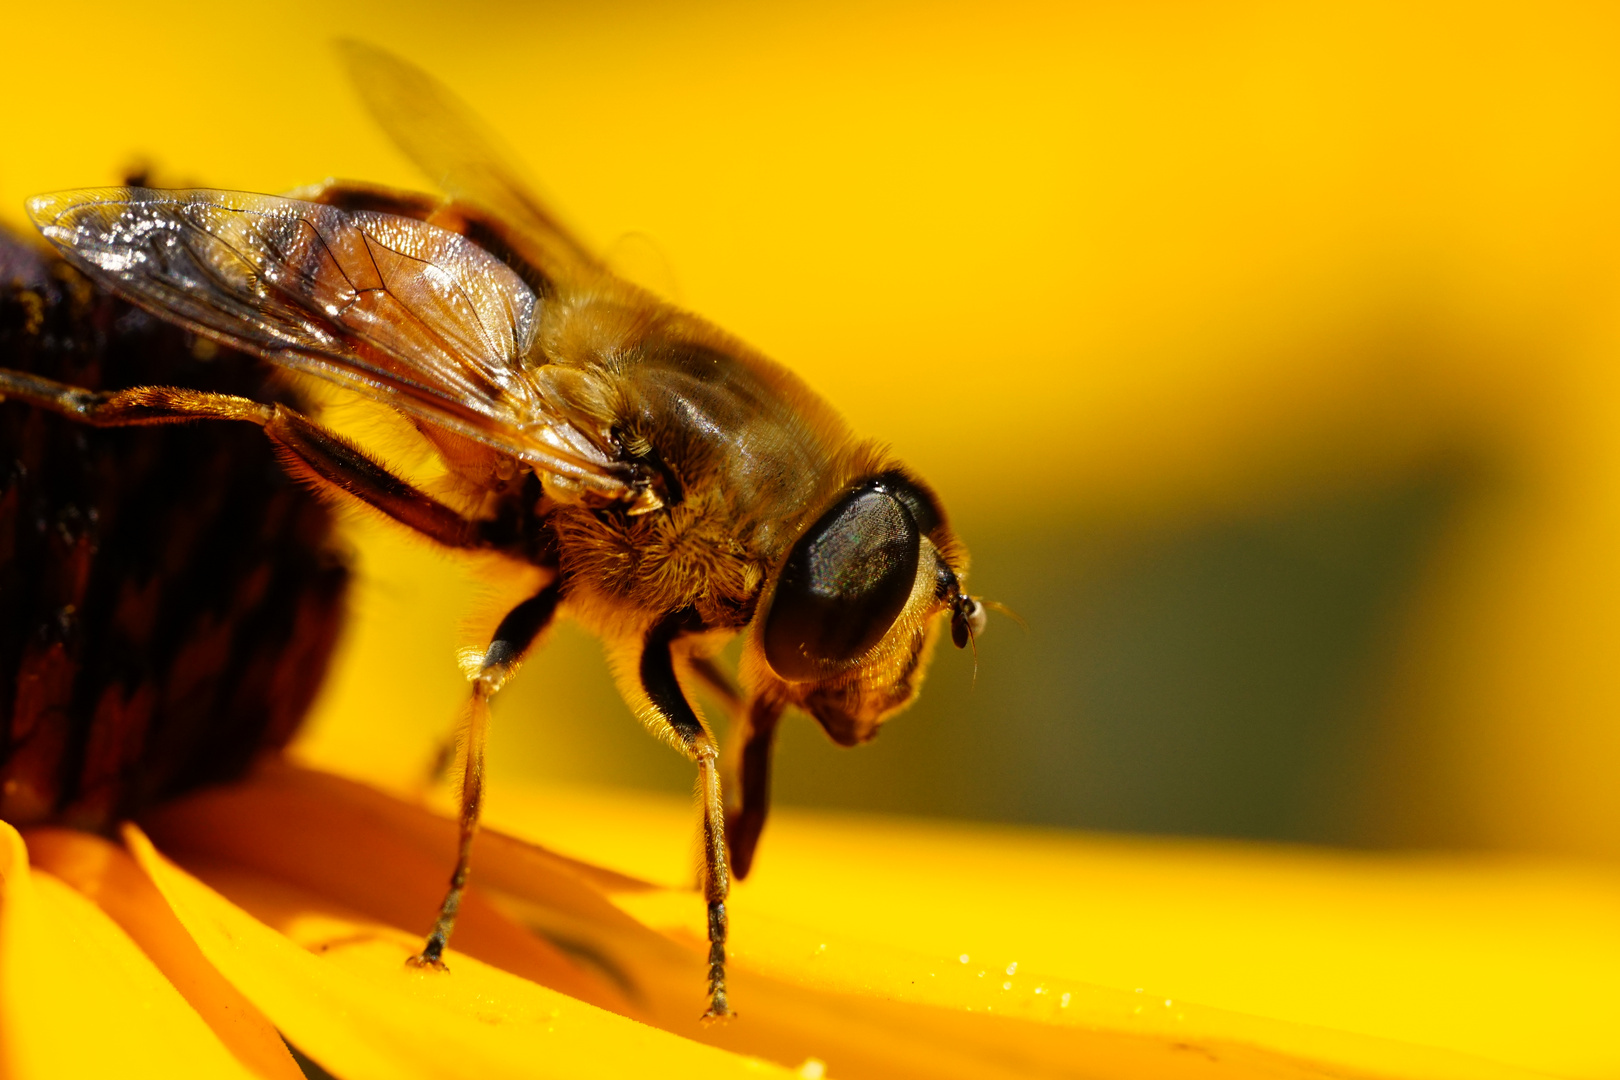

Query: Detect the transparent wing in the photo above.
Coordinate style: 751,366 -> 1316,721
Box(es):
27,187 -> 630,494
338,39 -> 599,286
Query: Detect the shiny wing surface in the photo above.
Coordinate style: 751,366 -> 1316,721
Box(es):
27,188 -> 629,492
338,40 -> 599,284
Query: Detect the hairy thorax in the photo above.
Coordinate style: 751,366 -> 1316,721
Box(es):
551,488 -> 764,635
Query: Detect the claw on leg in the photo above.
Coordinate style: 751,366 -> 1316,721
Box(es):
406,950 -> 448,973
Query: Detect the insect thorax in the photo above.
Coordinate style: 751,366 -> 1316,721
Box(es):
551,493 -> 763,633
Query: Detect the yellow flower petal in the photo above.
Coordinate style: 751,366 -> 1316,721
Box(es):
135,762 -> 1578,1079
147,766 -> 1048,1078
139,762 -> 635,1015
22,827 -> 304,1080
476,780 -> 1592,1080
124,823 -> 791,1080
443,779 -> 1511,1080
0,821 -> 262,1080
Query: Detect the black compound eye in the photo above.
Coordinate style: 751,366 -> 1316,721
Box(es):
763,483 -> 921,681
869,469 -> 942,536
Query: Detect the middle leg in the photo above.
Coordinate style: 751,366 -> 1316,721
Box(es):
409,582 -> 560,969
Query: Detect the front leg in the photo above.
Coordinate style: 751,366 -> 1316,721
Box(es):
640,610 -> 734,1020
687,658 -> 785,880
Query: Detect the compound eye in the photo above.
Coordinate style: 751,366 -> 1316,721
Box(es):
763,485 -> 921,681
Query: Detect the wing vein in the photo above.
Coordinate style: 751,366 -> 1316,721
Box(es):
26,185 -> 634,506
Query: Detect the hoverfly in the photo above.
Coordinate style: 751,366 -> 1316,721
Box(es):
3,42 -> 987,1019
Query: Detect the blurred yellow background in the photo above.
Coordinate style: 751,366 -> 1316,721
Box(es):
7,0 -> 1620,860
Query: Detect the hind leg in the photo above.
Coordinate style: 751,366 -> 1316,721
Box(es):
0,369 -> 490,550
